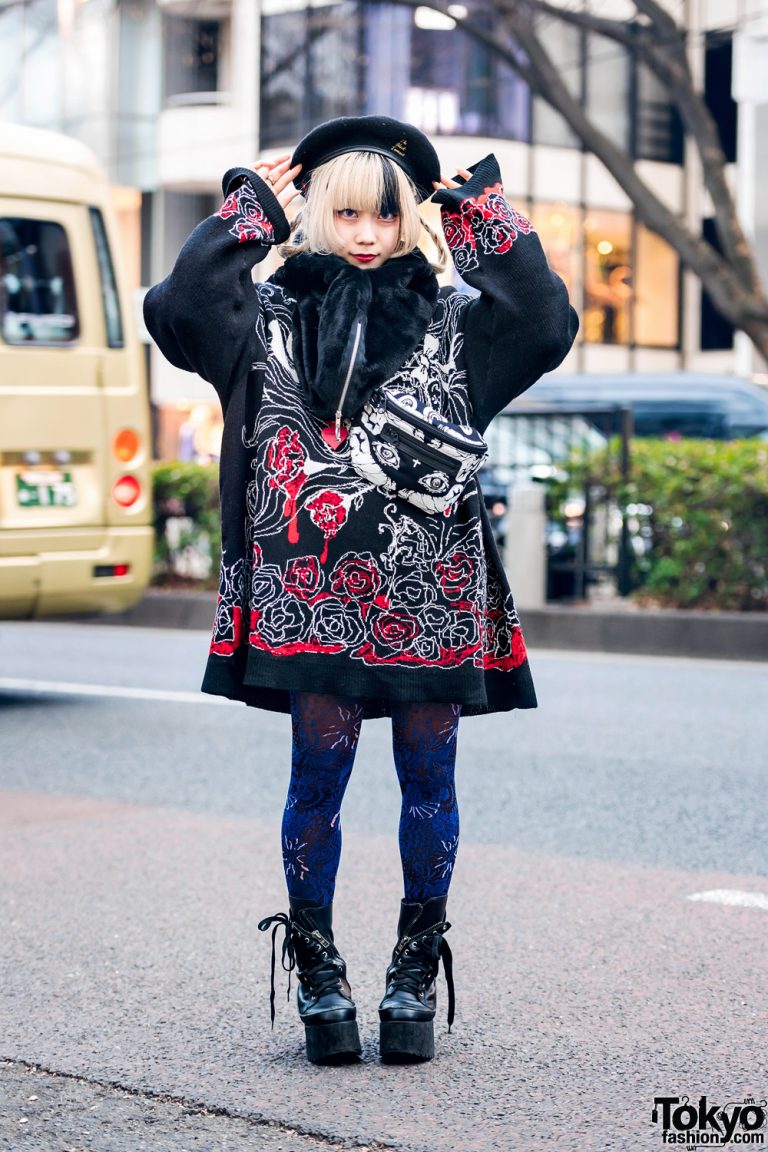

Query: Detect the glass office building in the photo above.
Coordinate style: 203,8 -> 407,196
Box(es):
0,0 -> 758,447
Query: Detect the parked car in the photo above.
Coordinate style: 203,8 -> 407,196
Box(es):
512,371 -> 768,440
479,412 -> 607,546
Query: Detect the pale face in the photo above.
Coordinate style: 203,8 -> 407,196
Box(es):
333,208 -> 401,269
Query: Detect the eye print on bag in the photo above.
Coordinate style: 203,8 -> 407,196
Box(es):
374,442 -> 401,468
419,471 -> 451,494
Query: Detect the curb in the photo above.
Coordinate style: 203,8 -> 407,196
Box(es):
520,604 -> 768,662
81,589 -> 768,662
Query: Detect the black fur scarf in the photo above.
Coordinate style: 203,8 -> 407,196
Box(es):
269,248 -> 439,423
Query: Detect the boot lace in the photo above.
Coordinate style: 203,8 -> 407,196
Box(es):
387,921 -> 456,1032
257,911 -> 345,1028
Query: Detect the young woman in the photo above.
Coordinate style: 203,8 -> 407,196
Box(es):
144,115 -> 578,1067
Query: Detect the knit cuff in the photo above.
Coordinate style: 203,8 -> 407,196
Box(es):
220,167 -> 291,245
430,154 -> 502,209
431,153 -> 535,278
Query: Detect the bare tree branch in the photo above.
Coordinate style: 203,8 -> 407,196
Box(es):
523,0 -> 758,292
531,1 -> 638,49
632,0 -> 682,40
360,0 -> 768,362
262,8 -> 340,86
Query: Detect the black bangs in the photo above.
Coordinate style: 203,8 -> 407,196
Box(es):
380,157 -> 401,216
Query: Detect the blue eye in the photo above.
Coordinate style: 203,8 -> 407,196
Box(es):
337,208 -> 357,219
379,210 -> 399,222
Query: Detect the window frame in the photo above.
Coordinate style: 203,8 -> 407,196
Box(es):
88,207 -> 124,350
0,215 -> 81,348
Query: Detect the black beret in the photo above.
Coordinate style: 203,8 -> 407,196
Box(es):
291,115 -> 441,203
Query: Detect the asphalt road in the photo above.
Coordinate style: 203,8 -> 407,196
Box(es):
1,621 -> 766,1151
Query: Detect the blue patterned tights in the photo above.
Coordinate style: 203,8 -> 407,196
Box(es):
282,691 -> 460,906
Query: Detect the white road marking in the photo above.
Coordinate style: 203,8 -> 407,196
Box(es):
688,889 -> 768,911
0,677 -> 237,706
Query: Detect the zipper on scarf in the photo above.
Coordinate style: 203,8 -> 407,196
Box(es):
335,318 -> 363,441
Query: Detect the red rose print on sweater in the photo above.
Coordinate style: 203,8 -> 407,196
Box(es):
306,490 -> 347,563
479,622 -> 529,670
511,626 -> 528,667
266,427 -> 305,488
441,180 -> 533,273
442,212 -> 476,271
371,609 -> 421,650
210,603 -> 243,656
330,555 -> 382,601
217,190 -> 240,220
436,551 -> 475,600
265,427 -> 308,544
284,555 -> 322,599
216,185 -> 275,244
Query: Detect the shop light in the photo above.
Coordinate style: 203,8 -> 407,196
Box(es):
415,6 -> 456,28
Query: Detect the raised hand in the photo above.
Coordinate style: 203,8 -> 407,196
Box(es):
433,168 -> 472,192
249,154 -> 303,209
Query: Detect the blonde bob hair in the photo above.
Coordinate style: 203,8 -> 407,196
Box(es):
277,150 -> 449,273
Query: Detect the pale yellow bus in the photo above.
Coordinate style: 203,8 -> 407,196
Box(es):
0,124 -> 153,617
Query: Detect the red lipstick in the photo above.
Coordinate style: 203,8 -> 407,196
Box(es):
352,254 -> 376,263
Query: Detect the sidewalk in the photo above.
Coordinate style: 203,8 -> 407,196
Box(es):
80,588 -> 768,662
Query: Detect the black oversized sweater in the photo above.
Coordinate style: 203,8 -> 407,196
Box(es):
144,154 -> 579,717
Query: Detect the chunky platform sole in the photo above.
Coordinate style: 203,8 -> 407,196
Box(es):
304,1018 -> 362,1065
379,1018 -> 435,1063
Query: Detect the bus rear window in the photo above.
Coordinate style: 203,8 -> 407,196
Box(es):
89,207 -> 124,348
0,218 -> 79,344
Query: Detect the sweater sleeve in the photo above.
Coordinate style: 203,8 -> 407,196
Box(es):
142,167 -> 291,410
432,154 -> 579,434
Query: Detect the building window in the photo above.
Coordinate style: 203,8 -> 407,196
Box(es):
161,193 -> 218,278
533,206 -> 681,349
583,210 -> 632,345
634,224 -> 679,348
700,217 -> 735,350
530,203 -> 580,299
260,6 -> 308,143
634,59 -> 683,164
532,19 -> 581,149
705,33 -> 737,164
261,1 -> 529,147
585,31 -> 630,151
261,2 -> 362,146
164,17 -> 222,103
259,5 -> 688,165
405,7 -> 529,139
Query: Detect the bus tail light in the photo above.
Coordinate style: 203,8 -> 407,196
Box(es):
93,564 -> 130,578
113,428 -> 141,463
112,474 -> 141,508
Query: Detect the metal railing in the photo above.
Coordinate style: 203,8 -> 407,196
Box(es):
484,404 -> 634,601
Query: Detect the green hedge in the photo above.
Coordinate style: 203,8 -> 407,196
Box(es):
623,439 -> 768,611
151,461 -> 220,587
151,443 -> 768,610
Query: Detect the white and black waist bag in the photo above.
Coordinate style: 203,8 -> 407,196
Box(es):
348,385 -> 488,514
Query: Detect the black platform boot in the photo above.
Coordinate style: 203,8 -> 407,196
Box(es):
378,894 -> 455,1063
258,897 -> 362,1065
